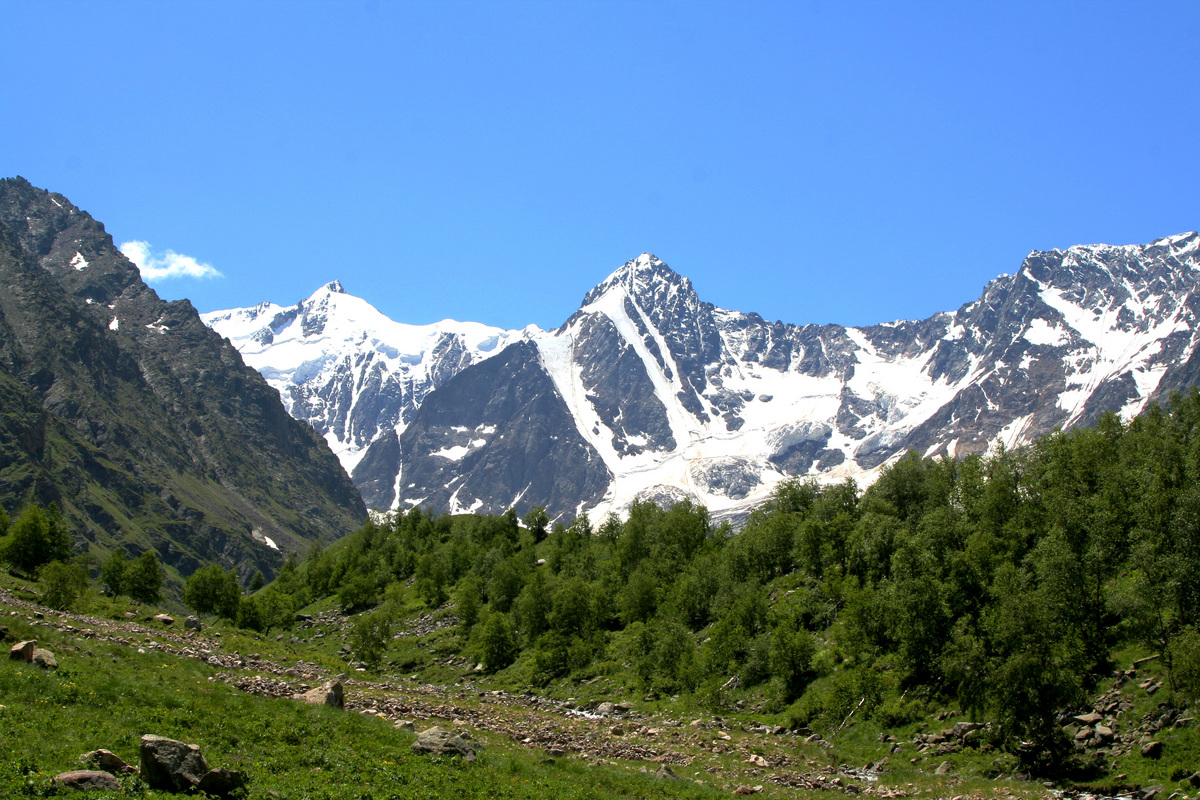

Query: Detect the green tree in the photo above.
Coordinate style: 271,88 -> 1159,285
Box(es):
100,550 -> 128,596
249,570 -> 266,593
0,504 -> 8,537
236,594 -> 265,632
40,560 -> 89,610
183,564 -> 241,619
522,506 -> 550,543
479,612 -> 518,672
125,550 -> 164,604
4,503 -> 53,574
350,606 -> 395,669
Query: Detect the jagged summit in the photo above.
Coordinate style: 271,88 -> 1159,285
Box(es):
580,253 -> 695,309
210,233 -> 1200,522
322,279 -> 347,295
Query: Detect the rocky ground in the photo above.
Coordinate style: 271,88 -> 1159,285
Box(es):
1,587 -> 1183,800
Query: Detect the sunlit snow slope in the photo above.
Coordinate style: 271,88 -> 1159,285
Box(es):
206,233 -> 1200,522
202,281 -> 525,477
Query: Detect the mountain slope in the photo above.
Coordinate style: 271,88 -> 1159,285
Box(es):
202,284 -> 524,474
210,235 -> 1200,521
0,177 -> 366,582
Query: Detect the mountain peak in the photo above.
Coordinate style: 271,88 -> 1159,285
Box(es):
325,279 -> 346,294
581,253 -> 691,308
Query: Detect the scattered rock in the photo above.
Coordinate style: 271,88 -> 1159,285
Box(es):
412,726 -> 478,761
139,734 -> 209,792
1075,712 -> 1103,725
655,764 -> 680,780
596,702 -> 617,717
9,640 -> 35,661
184,616 -> 202,632
1140,740 -> 1163,758
32,648 -> 57,669
153,614 -> 174,626
80,749 -> 135,774
52,770 -> 121,792
934,761 -> 952,775
294,678 -> 344,708
196,767 -> 246,798
394,720 -> 416,733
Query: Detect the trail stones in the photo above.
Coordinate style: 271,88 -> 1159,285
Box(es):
412,726 -> 478,761
52,770 -> 121,792
294,677 -> 344,708
81,749 -> 135,774
139,734 -> 209,791
9,640 -> 35,661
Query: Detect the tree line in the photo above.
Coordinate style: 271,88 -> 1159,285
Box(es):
246,389 -> 1200,769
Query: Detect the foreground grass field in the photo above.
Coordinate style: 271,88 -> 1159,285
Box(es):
4,568 -> 1199,800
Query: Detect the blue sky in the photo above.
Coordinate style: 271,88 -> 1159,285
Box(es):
3,1 -> 1198,331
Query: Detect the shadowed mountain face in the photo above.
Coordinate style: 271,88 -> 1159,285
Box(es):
0,177 -> 365,583
211,236 -> 1200,523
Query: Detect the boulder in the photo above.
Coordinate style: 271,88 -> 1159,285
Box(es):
295,678 -> 344,708
52,770 -> 121,792
9,640 -> 35,661
951,721 -> 984,739
1074,712 -> 1103,725
81,749 -> 136,774
1140,740 -> 1163,759
934,761 -> 953,775
655,764 -> 680,780
32,648 -> 57,669
139,734 -> 209,791
196,767 -> 246,798
412,726 -> 478,761
184,616 -> 202,632
153,614 -> 175,626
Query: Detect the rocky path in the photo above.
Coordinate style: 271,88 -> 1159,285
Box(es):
0,589 -> 1154,800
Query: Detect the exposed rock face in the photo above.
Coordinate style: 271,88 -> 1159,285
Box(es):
212,236 -> 1200,521
0,177 -> 366,582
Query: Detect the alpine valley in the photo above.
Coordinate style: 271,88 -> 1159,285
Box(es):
205,232 -> 1200,521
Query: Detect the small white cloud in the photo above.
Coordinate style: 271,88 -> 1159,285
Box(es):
119,240 -> 223,281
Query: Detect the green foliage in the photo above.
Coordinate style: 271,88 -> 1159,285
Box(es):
3,502 -> 66,575
99,549 -> 127,596
182,564 -> 242,619
479,612 -> 518,673
350,605 -> 396,669
39,560 -> 88,610
0,504 -> 8,537
124,549 -> 164,604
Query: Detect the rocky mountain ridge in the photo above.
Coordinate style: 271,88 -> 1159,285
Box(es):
0,177 -> 366,583
208,234 -> 1200,521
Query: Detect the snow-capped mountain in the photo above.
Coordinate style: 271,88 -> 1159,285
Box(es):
201,282 -> 525,478
206,232 -> 1200,521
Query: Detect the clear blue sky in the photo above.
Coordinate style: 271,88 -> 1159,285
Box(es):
3,1 -> 1198,331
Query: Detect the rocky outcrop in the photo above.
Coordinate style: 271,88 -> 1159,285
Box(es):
0,177 -> 366,584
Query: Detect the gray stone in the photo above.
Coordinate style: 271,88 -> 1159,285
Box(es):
32,648 -> 57,669
655,764 -> 681,780
1140,740 -> 1163,758
9,640 -> 35,661
153,614 -> 174,626
52,770 -> 120,792
196,767 -> 246,798
412,726 -> 478,761
184,616 -> 202,632
139,734 -> 209,791
934,761 -> 953,775
1074,712 -> 1103,725
80,749 -> 135,774
295,678 -> 344,708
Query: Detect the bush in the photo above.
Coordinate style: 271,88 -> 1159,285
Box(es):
350,606 -> 396,669
479,612 -> 518,673
40,561 -> 88,610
